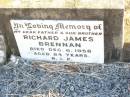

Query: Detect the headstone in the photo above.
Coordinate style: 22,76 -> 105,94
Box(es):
0,0 -> 124,63
10,20 -> 104,63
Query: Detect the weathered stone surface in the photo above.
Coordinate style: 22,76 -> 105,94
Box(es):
0,0 -> 124,9
123,0 -> 130,61
0,56 -> 129,97
0,8 -> 124,63
0,31 -> 6,64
